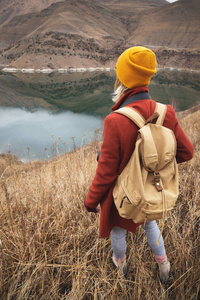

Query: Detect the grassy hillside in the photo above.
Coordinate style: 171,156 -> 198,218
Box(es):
0,108 -> 199,299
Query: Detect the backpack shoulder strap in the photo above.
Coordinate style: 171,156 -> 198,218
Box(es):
154,103 -> 167,125
114,103 -> 167,128
114,107 -> 146,128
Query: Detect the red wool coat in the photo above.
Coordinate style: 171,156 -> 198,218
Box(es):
85,87 -> 194,238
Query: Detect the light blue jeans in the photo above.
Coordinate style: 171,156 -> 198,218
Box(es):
111,221 -> 166,260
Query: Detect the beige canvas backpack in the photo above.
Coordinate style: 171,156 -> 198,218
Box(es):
113,103 -> 179,243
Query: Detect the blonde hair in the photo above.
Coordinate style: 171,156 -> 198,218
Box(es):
112,77 -> 129,103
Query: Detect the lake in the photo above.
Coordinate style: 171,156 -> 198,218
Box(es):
0,68 -> 199,161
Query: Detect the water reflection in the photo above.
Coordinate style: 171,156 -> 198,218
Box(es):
0,107 -> 103,161
0,69 -> 199,160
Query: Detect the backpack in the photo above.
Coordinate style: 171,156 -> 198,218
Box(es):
113,103 -> 179,240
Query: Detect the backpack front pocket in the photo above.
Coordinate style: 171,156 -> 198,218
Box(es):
121,178 -> 142,207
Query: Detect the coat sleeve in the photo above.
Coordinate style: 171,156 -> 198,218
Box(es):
84,115 -> 120,209
173,114 -> 194,163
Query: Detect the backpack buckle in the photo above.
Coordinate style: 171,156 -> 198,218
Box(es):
153,167 -> 163,192
154,171 -> 161,180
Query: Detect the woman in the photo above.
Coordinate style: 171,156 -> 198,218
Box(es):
84,46 -> 194,282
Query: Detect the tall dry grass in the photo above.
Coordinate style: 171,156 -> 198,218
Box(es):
0,110 -> 199,300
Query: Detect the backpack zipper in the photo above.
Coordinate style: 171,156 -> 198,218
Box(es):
120,196 -> 130,208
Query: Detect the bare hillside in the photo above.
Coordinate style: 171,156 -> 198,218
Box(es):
0,0 -> 199,70
0,0 -> 130,69
128,0 -> 200,49
0,1 -> 64,34
98,0 -> 167,18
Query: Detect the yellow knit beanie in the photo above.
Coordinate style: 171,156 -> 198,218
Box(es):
115,46 -> 157,89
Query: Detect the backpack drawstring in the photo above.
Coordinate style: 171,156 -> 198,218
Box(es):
156,184 -> 167,246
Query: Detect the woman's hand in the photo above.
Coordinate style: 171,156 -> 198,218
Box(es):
84,200 -> 99,213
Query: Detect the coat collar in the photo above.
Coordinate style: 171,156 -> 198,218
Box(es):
111,86 -> 149,111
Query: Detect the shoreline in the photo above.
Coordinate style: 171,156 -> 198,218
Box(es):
1,67 -> 114,74
1,66 -> 200,74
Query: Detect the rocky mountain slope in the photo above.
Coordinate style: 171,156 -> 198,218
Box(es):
0,0 -> 130,69
0,0 -> 63,30
97,0 -> 167,19
128,0 -> 200,49
0,0 -> 199,70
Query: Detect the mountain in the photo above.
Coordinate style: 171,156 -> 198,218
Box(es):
0,0 -> 64,29
97,0 -> 167,19
128,0 -> 200,49
0,0 -> 130,69
0,0 -> 199,70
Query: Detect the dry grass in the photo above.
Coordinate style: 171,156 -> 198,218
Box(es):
0,111 -> 199,300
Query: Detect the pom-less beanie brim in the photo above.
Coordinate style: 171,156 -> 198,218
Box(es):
116,46 -> 157,89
